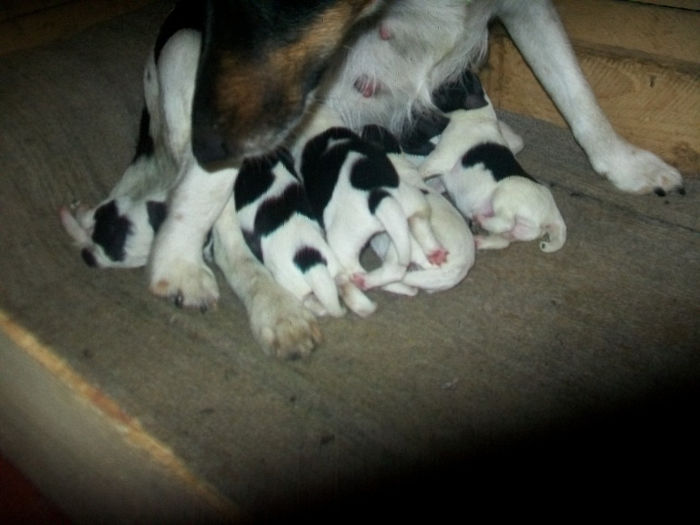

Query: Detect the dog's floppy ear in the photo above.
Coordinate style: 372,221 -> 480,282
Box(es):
192,0 -> 381,170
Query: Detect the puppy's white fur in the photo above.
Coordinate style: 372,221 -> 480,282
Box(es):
371,172 -> 475,295
299,125 -> 412,291
60,191 -> 166,269
234,151 -> 376,318
421,88 -> 567,252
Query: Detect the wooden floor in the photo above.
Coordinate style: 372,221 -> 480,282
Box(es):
0,0 -> 696,521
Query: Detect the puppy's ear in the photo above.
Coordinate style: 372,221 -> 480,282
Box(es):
461,70 -> 488,110
192,0 -> 381,170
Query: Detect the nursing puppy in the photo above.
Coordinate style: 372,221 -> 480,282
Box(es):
299,123 -> 446,291
60,196 -> 167,269
233,147 -> 376,318
299,126 -> 411,291
420,71 -> 567,252
361,125 -> 473,294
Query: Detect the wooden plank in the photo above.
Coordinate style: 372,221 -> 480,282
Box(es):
482,32 -> 699,174
553,0 -> 700,65
0,1 -> 67,22
0,312 -> 238,522
0,0 -> 155,55
628,0 -> 700,9
482,0 -> 700,175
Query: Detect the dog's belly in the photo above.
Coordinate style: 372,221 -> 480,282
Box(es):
323,0 -> 496,134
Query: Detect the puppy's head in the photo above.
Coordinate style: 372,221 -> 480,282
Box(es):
432,69 -> 488,113
60,198 -> 167,268
192,0 -> 382,170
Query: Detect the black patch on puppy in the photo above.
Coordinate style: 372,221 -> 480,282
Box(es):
350,155 -> 398,191
293,246 -> 327,273
242,229 -> 263,263
432,69 -> 488,112
368,189 -> 390,214
462,143 -> 534,183
301,128 -> 354,226
234,158 -> 276,210
400,112 -> 449,156
91,200 -> 131,262
81,249 -> 97,268
146,201 -> 168,232
361,125 -> 401,154
255,186 -> 299,236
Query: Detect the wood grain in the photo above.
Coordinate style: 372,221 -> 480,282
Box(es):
483,0 -> 700,174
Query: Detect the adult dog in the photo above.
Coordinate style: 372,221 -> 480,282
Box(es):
125,0 -> 683,358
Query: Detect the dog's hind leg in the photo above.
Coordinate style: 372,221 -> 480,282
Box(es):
213,199 -> 322,359
498,1 -> 683,194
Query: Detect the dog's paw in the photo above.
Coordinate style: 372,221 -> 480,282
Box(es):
149,258 -> 219,311
595,142 -> 684,195
248,283 -> 322,359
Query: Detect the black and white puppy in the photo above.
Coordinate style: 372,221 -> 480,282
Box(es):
299,121 -> 447,292
60,183 -> 168,269
419,71 -> 567,253
360,124 -> 474,294
233,147 -> 376,318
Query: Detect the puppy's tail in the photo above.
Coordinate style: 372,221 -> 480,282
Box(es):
540,217 -> 567,253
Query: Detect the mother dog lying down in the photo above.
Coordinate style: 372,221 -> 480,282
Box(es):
77,0 -> 685,358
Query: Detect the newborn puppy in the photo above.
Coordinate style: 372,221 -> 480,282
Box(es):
362,127 -> 474,295
60,192 -> 167,269
360,124 -> 449,267
299,125 -> 446,292
420,71 -> 567,252
234,148 -> 376,318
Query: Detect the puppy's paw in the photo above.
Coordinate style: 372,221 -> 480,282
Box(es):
249,283 -> 322,359
595,143 -> 684,195
427,248 -> 449,266
350,272 -> 368,290
149,258 -> 219,311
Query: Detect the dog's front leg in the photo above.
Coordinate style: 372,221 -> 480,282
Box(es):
148,153 -> 235,310
213,199 -> 322,359
498,0 -> 683,194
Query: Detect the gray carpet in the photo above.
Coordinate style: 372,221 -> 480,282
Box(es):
1,1 -> 698,520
